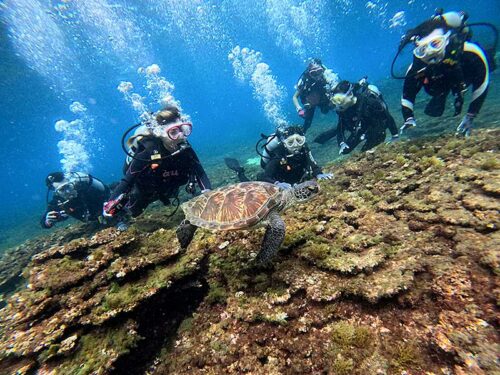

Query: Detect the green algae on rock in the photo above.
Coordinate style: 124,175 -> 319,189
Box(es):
0,129 -> 498,374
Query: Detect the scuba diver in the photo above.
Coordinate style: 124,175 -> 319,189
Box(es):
293,58 -> 339,132
103,105 -> 211,227
396,10 -> 496,137
42,172 -> 110,229
225,125 -> 333,187
314,79 -> 399,155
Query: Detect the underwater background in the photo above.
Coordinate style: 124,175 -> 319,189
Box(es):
0,0 -> 499,251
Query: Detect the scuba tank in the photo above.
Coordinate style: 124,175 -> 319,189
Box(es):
357,77 -> 382,98
259,133 -> 281,168
256,125 -> 292,168
434,10 -> 468,29
124,124 -> 153,166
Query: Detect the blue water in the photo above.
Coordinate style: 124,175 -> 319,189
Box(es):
0,0 -> 499,248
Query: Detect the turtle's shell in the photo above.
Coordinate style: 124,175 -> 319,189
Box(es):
181,181 -> 282,231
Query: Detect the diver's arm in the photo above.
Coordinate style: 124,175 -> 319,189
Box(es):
306,150 -> 322,176
384,110 -> 399,136
260,159 -> 282,183
188,148 -> 212,191
463,43 -> 489,115
292,89 -> 302,111
110,147 -> 151,199
401,63 -> 422,121
40,200 -> 63,228
336,117 -> 345,145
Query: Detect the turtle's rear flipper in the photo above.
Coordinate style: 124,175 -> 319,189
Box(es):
176,220 -> 197,249
314,127 -> 337,144
224,158 -> 250,182
256,211 -> 285,265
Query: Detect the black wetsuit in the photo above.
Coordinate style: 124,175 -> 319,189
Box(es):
41,175 -> 109,228
337,91 -> 398,153
315,88 -> 398,153
401,41 -> 490,120
110,137 -> 211,217
296,74 -> 331,132
258,144 -> 322,184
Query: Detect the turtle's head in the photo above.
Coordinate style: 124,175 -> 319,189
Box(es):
291,180 -> 320,203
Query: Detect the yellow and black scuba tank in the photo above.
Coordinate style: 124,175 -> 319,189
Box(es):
437,10 -> 498,72
434,10 -> 471,65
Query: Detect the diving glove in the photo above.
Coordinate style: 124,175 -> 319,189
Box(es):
400,117 -> 416,134
274,181 -> 292,190
103,193 -> 127,218
456,113 -> 475,137
316,173 -> 333,180
45,210 -> 68,227
338,142 -> 350,155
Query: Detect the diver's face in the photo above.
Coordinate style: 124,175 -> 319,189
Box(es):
331,92 -> 357,112
159,122 -> 192,149
53,179 -> 77,200
283,133 -> 306,154
414,28 -> 449,64
308,64 -> 324,81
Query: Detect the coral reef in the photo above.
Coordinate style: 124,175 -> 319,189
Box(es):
0,130 -> 498,374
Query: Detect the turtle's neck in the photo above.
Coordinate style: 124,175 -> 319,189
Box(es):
281,188 -> 295,210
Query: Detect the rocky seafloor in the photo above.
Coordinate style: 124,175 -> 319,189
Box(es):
0,129 -> 498,374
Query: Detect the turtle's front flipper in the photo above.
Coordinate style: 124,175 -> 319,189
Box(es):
176,220 -> 197,249
256,211 -> 285,264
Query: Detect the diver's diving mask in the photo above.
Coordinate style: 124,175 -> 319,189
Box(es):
54,182 -> 77,200
413,31 -> 451,64
160,122 -> 192,140
309,65 -> 325,80
283,134 -> 306,153
330,85 -> 356,112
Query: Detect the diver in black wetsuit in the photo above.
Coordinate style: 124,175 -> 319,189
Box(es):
399,10 -> 492,137
103,106 -> 211,225
42,172 -> 109,228
292,59 -> 339,133
225,126 -> 332,187
314,79 -> 399,155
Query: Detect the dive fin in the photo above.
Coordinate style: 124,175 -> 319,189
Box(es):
224,157 -> 244,173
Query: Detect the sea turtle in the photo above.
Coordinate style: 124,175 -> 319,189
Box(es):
176,180 -> 320,264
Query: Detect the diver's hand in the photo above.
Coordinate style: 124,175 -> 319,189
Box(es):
274,181 -> 292,190
339,142 -> 350,155
316,173 -> 333,180
201,189 -> 211,194
103,194 -> 127,218
45,211 -> 62,227
400,117 -> 416,134
297,108 -> 306,118
456,113 -> 475,137
386,134 -> 400,144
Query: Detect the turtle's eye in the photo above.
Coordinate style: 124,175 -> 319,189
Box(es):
307,185 -> 318,193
